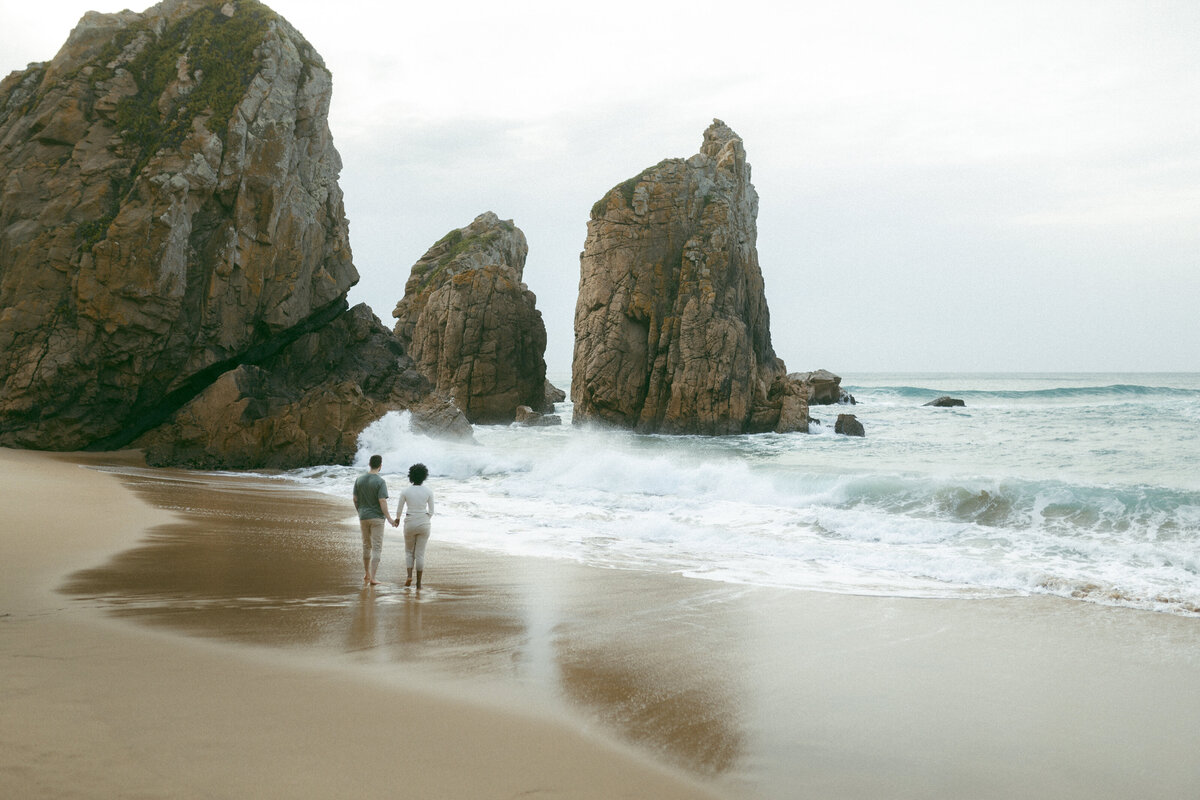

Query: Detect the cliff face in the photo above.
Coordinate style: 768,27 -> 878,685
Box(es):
135,303 -> 472,469
0,0 -> 355,451
392,212 -> 548,424
572,120 -> 806,434
0,0 -> 469,467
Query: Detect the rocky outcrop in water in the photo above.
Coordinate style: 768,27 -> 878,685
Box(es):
543,379 -> 566,409
834,414 -> 865,437
514,405 -> 561,427
392,212 -> 548,424
0,0 -> 463,466
792,369 -> 855,405
572,119 -> 810,435
924,396 -> 965,407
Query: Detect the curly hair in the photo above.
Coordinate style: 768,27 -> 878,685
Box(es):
408,463 -> 429,485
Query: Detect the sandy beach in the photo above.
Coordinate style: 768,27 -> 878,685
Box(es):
3,447 -> 1199,799
0,448 -> 720,799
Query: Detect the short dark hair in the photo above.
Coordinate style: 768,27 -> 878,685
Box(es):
369,454 -> 382,470
408,463 -> 428,485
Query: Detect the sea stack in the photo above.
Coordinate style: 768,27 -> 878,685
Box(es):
392,212 -> 549,424
571,119 -> 808,434
0,0 -> 465,467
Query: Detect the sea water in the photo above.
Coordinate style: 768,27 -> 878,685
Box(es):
286,373 -> 1200,615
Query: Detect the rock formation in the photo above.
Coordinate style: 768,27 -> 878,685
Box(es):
572,119 -> 809,435
514,405 -> 562,427
543,379 -> 566,409
136,304 -> 471,468
834,414 -> 865,437
392,212 -> 548,424
792,369 -> 855,405
924,396 -> 965,407
0,0 -> 466,466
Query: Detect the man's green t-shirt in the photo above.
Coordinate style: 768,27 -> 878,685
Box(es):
354,472 -> 389,520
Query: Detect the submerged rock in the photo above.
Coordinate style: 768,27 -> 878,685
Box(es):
924,396 -> 966,407
0,0 -> 462,466
572,119 -> 808,435
392,212 -> 548,424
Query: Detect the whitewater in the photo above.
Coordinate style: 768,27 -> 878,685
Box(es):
285,373 -> 1200,615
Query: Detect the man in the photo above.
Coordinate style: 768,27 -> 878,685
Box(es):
352,454 -> 397,585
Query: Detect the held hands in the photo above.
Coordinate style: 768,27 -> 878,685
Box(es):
391,518 -> 400,527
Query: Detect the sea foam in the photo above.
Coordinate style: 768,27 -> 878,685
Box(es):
289,374 -> 1200,615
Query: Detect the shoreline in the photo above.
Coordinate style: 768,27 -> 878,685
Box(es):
4,447 -> 1199,798
0,447 -> 722,799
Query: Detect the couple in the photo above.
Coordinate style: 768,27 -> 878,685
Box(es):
353,454 -> 434,589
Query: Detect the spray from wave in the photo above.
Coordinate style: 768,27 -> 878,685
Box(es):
287,376 -> 1200,615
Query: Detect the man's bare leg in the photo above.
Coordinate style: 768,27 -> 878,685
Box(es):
404,567 -> 413,587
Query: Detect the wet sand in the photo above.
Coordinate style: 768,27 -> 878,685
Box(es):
5,448 -> 1200,798
0,448 -> 719,799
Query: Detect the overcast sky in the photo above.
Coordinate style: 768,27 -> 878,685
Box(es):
4,0 -> 1198,375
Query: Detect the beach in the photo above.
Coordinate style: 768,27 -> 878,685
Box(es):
0,448 -> 720,799
3,446 -> 1199,799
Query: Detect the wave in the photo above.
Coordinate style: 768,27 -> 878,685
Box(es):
847,383 -> 1200,404
286,410 -> 1200,615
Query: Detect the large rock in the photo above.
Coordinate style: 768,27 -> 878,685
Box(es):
0,0 -> 355,450
0,0 -> 462,466
543,379 -> 566,410
514,405 -> 562,427
790,369 -> 855,405
834,414 -> 865,437
135,304 -> 472,469
572,119 -> 807,434
392,212 -> 548,424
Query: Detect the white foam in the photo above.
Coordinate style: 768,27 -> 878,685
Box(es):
285,379 -> 1200,615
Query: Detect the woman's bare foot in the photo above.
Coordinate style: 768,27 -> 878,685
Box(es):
368,578 -> 380,586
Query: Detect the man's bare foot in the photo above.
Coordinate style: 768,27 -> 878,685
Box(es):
404,578 -> 412,587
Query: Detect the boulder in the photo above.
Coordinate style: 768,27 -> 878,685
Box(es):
790,369 -> 855,405
544,379 -> 566,410
924,396 -> 966,407
572,119 -> 808,434
834,414 -> 865,437
407,395 -> 476,441
514,405 -> 562,427
0,0 -> 462,465
392,212 -> 548,424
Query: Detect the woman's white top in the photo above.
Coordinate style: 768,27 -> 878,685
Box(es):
397,484 -> 434,521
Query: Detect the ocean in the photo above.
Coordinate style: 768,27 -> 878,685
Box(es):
287,373 -> 1200,616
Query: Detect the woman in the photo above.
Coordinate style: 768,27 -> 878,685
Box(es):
394,463 -> 434,589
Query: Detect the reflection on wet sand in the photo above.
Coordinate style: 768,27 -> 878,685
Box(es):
62,465 -> 745,779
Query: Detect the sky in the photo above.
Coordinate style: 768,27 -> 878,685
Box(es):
2,0 -> 1198,375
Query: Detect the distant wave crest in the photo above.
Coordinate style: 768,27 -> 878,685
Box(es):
850,383 -> 1200,403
